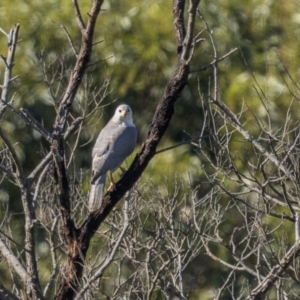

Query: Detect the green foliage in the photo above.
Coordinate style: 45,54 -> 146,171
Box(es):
1,0 -> 300,298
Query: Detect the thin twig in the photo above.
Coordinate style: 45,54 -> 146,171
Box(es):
32,162 -> 51,207
212,99 -> 297,183
0,163 -> 13,176
0,27 -> 8,37
72,0 -> 86,32
20,108 -> 53,142
190,47 -> 238,73
0,238 -> 28,285
155,136 -> 200,154
92,40 -> 104,46
43,217 -> 59,297
52,21 -> 78,56
28,117 -> 84,182
87,55 -> 114,67
0,128 -> 24,183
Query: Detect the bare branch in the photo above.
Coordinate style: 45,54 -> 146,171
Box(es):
0,281 -> 21,300
155,136 -> 199,154
86,55 -> 114,67
213,99 -> 296,182
72,0 -> 86,32
43,217 -> 60,297
74,193 -> 131,299
0,128 -> 24,183
52,0 -> 104,140
27,152 -> 52,183
181,0 -> 200,63
0,238 -> 28,285
32,162 -> 51,207
27,117 -> 84,183
20,108 -> 53,142
52,21 -> 78,56
0,163 -> 13,176
189,47 -> 238,73
246,239 -> 300,299
0,27 -> 8,37
0,101 -> 53,142
0,23 -> 20,119
64,117 -> 84,140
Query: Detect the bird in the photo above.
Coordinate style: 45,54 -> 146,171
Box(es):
88,104 -> 137,211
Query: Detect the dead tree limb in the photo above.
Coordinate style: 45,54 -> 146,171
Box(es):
0,23 -> 20,119
53,1 -> 105,299
54,0 -> 201,299
246,239 -> 300,300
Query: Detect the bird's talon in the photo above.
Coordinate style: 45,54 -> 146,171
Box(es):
107,182 -> 116,192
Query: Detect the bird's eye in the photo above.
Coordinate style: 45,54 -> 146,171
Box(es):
119,110 -> 122,113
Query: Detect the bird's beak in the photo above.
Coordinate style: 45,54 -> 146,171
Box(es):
120,109 -> 127,117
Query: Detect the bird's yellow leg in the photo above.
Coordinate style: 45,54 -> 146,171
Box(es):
107,172 -> 116,191
107,167 -> 127,191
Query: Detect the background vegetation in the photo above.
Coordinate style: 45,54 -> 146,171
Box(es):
1,0 -> 300,299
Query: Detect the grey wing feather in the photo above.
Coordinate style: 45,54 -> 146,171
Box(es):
89,120 -> 137,211
92,122 -> 136,181
88,174 -> 106,211
106,125 -> 137,171
91,121 -> 117,183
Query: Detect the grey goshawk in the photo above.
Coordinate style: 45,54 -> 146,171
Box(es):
89,104 -> 137,211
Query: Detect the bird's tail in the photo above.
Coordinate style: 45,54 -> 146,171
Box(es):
88,174 -> 106,211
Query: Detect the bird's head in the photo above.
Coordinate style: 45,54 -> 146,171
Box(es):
113,104 -> 134,124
